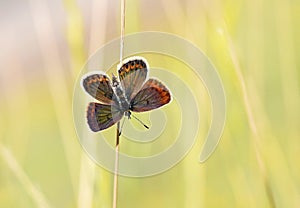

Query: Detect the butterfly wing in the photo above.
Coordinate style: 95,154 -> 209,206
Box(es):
86,102 -> 123,132
130,78 -> 171,112
82,74 -> 116,104
118,59 -> 148,101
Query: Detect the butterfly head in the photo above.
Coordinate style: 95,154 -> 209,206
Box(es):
111,73 -> 119,87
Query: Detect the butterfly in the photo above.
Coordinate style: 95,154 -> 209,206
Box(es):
81,57 -> 171,132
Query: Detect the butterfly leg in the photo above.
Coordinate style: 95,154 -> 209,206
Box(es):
118,111 -> 131,136
125,111 -> 131,119
118,116 -> 127,136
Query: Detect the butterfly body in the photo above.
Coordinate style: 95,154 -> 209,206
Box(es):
111,74 -> 130,113
82,57 -> 171,132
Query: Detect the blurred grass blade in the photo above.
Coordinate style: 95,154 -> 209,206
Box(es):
0,144 -> 52,208
28,0 -> 81,197
222,21 -> 276,208
77,155 -> 95,208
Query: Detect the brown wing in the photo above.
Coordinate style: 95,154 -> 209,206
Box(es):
86,102 -> 123,132
82,74 -> 116,104
130,78 -> 171,112
118,58 -> 148,100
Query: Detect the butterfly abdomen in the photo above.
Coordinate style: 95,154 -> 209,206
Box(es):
113,79 -> 130,112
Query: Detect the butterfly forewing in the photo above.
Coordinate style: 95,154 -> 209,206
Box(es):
82,74 -> 116,104
118,59 -> 148,100
130,78 -> 171,112
87,102 -> 123,132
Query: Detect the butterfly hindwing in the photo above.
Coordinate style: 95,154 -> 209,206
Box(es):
82,74 -> 116,104
87,102 -> 123,132
130,78 -> 171,112
118,59 -> 148,100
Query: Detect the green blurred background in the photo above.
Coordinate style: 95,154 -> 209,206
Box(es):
0,0 -> 299,207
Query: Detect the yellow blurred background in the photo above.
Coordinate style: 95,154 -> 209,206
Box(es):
0,0 -> 299,207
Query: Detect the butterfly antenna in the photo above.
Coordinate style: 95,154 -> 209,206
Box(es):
131,114 -> 149,129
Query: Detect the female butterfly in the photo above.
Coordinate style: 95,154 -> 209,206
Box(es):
81,57 -> 171,132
